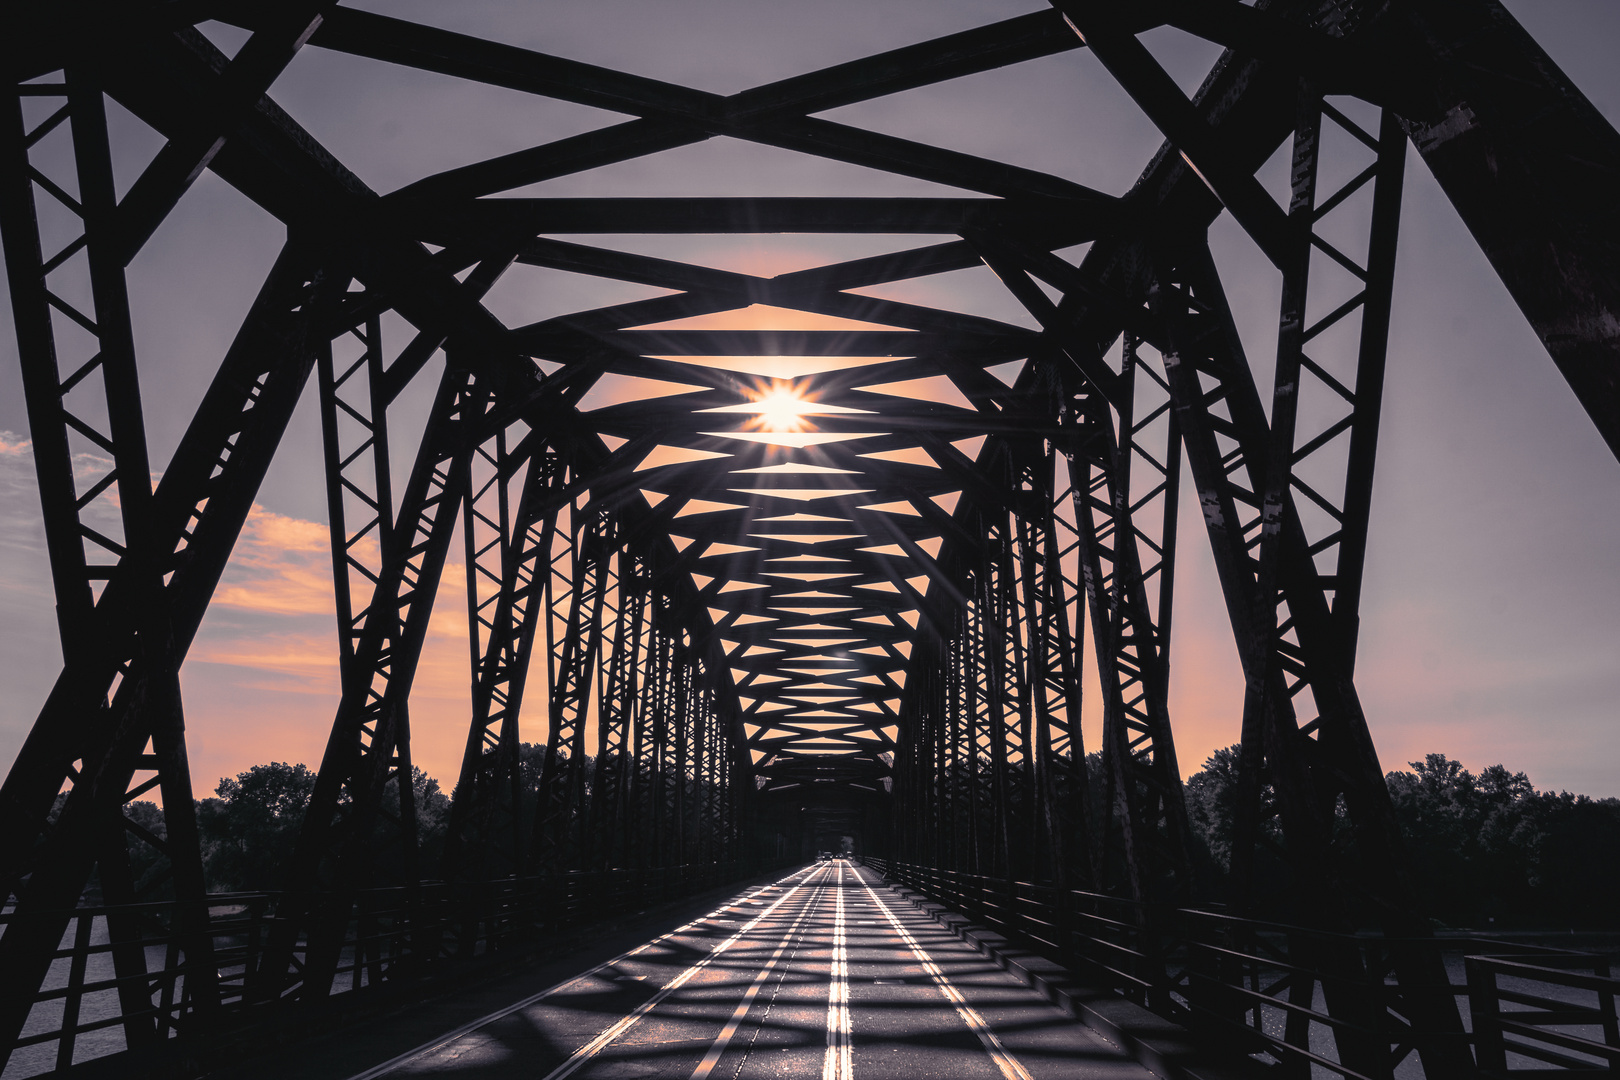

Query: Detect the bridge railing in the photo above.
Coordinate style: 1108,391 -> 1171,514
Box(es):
864,858 -> 1619,1079
0,860 -> 764,1077
1466,953 -> 1619,1075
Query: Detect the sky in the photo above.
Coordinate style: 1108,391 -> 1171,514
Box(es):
1,0 -> 1617,801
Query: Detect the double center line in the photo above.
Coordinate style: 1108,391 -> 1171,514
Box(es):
690,868 -> 828,1080
543,864 -> 830,1080
823,860 -> 852,1080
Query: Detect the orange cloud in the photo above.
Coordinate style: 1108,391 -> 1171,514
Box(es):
189,631 -> 341,691
184,618 -> 473,792
211,506 -> 345,616
183,504 -> 476,791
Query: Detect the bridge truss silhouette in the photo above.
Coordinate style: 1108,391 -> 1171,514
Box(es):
2,0 -> 1617,1076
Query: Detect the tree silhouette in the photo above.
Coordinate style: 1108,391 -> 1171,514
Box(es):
197,762 -> 317,892
1184,748 -> 1620,929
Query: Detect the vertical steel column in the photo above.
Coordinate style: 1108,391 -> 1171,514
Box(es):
1153,243 -> 1396,1080
1014,443 -> 1093,889
580,519 -> 622,868
961,574 -> 991,875
694,662 -> 719,864
441,445 -> 560,887
317,316 -> 394,693
1041,440 -> 1101,887
975,231 -> 1189,902
1066,333 -> 1192,904
589,544 -> 648,871
462,428 -> 511,726
1228,85 -> 1326,922
632,604 -> 670,870
689,663 -> 709,865
670,633 -> 691,866
946,629 -> 970,871
265,364 -> 483,1000
1,68 -> 168,1049
1148,90 -> 1468,1063
1,77 -> 335,1055
992,495 -> 1035,883
530,501 -> 613,874
894,640 -> 947,870
925,644 -> 948,871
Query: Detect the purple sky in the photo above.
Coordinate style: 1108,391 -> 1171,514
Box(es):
2,0 -> 1617,799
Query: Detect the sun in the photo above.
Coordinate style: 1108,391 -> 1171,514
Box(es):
754,385 -> 813,432
696,377 -> 872,437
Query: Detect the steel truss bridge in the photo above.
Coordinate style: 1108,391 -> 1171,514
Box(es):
2,0 -> 1617,1076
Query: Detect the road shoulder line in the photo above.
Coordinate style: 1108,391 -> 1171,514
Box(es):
853,864 -> 1267,1080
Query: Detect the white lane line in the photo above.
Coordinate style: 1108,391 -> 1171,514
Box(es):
852,866 -> 1034,1080
822,860 -> 852,1080
343,864 -> 824,1080
688,873 -> 827,1079
540,863 -> 832,1080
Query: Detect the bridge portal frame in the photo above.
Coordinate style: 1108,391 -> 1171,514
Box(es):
1,0 -> 1617,1076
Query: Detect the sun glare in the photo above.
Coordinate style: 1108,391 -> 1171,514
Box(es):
756,386 -> 811,432
697,376 -> 872,438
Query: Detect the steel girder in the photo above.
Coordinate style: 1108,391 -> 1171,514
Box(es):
0,66 -> 220,1055
1,0 -> 1618,1073
438,442 -> 556,890
0,57 -> 342,1040
894,440 -> 1093,890
261,362 -> 481,999
1014,440 -> 1094,891
1065,337 -> 1191,907
1395,0 -> 1620,461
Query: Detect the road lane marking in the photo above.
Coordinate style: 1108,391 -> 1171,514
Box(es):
822,860 -> 852,1080
852,866 -> 1034,1080
688,874 -> 826,1079
539,862 -> 832,1080
342,863 -> 825,1080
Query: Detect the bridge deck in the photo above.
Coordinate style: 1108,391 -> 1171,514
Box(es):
327,861 -> 1154,1080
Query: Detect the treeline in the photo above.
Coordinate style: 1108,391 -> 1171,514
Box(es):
105,746 -> 1619,929
109,762 -> 456,896
188,746 -> 571,893
1185,748 -> 1620,930
195,762 -> 452,892
114,744 -> 728,896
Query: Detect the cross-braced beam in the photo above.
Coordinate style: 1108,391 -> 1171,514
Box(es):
2,0 -> 1617,1074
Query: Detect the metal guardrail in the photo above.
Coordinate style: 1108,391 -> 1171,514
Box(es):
0,861 -> 771,1077
863,858 -> 1620,1079
1466,953 -> 1619,1075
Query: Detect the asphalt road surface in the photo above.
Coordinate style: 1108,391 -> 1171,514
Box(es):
348,860 -> 1156,1080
